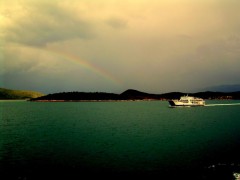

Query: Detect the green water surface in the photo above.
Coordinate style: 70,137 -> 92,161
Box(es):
1,100 -> 240,179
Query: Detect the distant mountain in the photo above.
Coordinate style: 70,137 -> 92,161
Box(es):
30,91 -> 119,101
0,88 -> 44,100
203,84 -> 240,92
120,89 -> 159,99
30,89 -> 240,101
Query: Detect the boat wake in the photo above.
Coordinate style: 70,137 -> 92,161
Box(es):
205,103 -> 240,107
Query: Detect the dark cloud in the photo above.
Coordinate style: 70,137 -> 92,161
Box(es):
4,1 -> 95,46
1,0 -> 240,93
106,17 -> 127,29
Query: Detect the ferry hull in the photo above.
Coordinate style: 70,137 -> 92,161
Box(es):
168,100 -> 205,107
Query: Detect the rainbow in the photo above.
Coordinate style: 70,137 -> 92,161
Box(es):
45,48 -> 122,86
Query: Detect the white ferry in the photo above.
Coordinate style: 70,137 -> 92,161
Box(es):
168,95 -> 205,107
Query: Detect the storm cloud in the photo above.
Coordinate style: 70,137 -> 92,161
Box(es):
1,0 -> 240,93
1,1 -> 95,46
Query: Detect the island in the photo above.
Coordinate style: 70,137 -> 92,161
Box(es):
0,88 -> 44,100
1,87 -> 239,101
29,89 -> 240,102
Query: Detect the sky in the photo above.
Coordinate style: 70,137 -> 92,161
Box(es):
1,0 -> 240,94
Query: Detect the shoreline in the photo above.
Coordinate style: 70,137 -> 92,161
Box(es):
29,99 -> 164,102
0,99 -> 28,101
30,99 -> 240,102
1,99 -> 240,102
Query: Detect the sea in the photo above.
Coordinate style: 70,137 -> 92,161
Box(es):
1,100 -> 240,180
